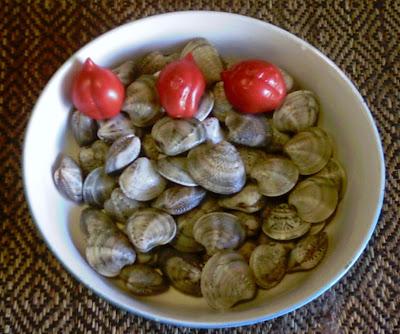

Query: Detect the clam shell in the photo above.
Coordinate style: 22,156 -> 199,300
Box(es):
237,240 -> 257,262
309,221 -> 327,235
53,155 -> 83,203
70,110 -> 98,146
267,120 -> 291,153
125,208 -> 176,252
83,167 -> 116,207
273,90 -> 319,133
262,203 -> 311,240
80,208 -> 115,237
193,212 -> 245,255
202,117 -> 225,144
105,134 -> 141,174
104,188 -> 145,222
225,112 -> 272,147
194,91 -> 214,121
249,243 -> 289,289
237,147 -> 269,176
288,232 -> 328,271
135,51 -> 177,75
118,264 -> 168,296
181,38 -> 223,84
250,156 -> 299,197
156,156 -> 198,187
152,186 -> 207,215
97,114 -> 136,143
142,134 -> 162,160
112,59 -> 136,86
218,184 -> 266,213
212,81 -> 234,121
231,211 -> 261,237
278,67 -> 294,92
315,158 -> 347,199
79,140 -> 109,174
201,250 -> 256,310
151,117 -> 206,156
288,176 -> 339,223
86,229 -> 136,277
284,127 -> 332,175
171,231 -> 204,253
119,157 -> 167,201
187,141 -> 246,195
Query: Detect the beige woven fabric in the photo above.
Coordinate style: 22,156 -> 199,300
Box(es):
0,1 -> 398,333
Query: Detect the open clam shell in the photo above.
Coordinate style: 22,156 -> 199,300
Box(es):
156,156 -> 198,187
70,110 -> 98,146
218,184 -> 266,213
83,167 -> 116,207
105,134 -> 141,174
104,188 -> 145,222
53,155 -> 83,203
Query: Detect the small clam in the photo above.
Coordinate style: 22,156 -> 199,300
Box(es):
80,208 -> 115,237
151,117 -> 206,156
125,208 -> 176,252
194,91 -> 214,121
171,231 -> 204,253
118,264 -> 168,296
202,117 -> 225,144
315,158 -> 347,199
250,156 -> 299,197
104,188 -> 145,222
284,127 -> 332,175
142,134 -> 162,160
156,156 -> 198,187
135,51 -> 177,75
70,110 -> 98,146
249,243 -> 289,289
53,155 -> 83,203
267,120 -> 291,153
105,134 -> 141,174
79,140 -> 109,174
187,141 -> 246,195
288,176 -> 339,223
83,167 -> 116,207
238,240 -> 258,262
262,203 -> 311,240
86,229 -> 136,277
237,147 -> 269,175
97,114 -> 136,143
225,112 -> 272,147
193,212 -> 245,255
112,59 -> 136,86
119,157 -> 167,201
218,184 -> 266,213
231,211 -> 261,237
201,250 -> 256,310
212,81 -> 234,122
123,75 -> 163,127
278,67 -> 294,92
152,186 -> 207,215
181,38 -> 223,84
273,91 -> 319,133
288,232 -> 328,271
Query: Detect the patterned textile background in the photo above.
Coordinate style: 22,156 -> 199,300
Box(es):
0,1 -> 398,333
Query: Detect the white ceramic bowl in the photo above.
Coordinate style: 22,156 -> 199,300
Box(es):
23,11 -> 385,328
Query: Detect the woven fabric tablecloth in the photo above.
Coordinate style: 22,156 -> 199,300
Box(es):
1,1 -> 399,333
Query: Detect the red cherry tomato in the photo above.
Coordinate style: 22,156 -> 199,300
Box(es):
156,53 -> 205,118
221,60 -> 286,114
72,58 -> 125,120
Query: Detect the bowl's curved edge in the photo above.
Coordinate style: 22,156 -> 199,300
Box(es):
22,10 -> 386,329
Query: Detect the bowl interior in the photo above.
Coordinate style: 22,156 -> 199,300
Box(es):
23,12 -> 384,328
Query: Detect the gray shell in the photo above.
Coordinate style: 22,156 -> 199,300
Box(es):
142,134 -> 162,160
80,208 -> 115,237
53,155 -> 83,203
105,134 -> 141,174
83,167 -> 116,207
212,81 -> 234,121
156,156 -> 198,187
97,114 -> 136,143
194,91 -> 214,121
104,188 -> 145,222
218,184 -> 265,213
79,140 -> 109,174
171,231 -> 204,253
202,117 -> 225,144
237,147 -> 269,176
70,110 -> 98,146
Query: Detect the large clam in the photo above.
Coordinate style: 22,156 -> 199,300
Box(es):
156,156 -> 198,187
82,167 -> 116,207
79,140 -> 109,174
218,184 -> 266,213
53,155 -> 83,203
97,113 -> 136,143
104,188 -> 145,222
70,110 -> 98,146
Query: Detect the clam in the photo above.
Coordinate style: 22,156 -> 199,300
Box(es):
181,38 -> 223,84
237,147 -> 269,176
202,117 -> 225,144
212,81 -> 234,122
273,91 -> 319,133
267,120 -> 291,153
86,229 -> 136,277
97,114 -> 136,143
284,127 -> 332,175
194,91 -> 214,121
225,112 -> 272,147
151,117 -> 206,156
118,264 -> 168,296
112,59 -> 136,86
104,134 -> 141,174
125,208 -> 176,252
288,232 -> 328,271
309,221 -> 327,235
218,184 -> 266,213
315,158 -> 347,198
262,203 -> 311,240
288,176 -> 339,223
171,231 -> 204,253
193,212 -> 245,255
119,157 -> 167,201
53,155 -> 83,203
231,211 -> 261,237
142,134 -> 162,160
238,240 -> 257,262
250,156 -> 299,197
123,75 -> 163,127
83,167 -> 116,207
104,188 -> 145,222
79,140 -> 109,174
70,110 -> 98,146
152,186 -> 207,215
80,208 -> 115,237
187,141 -> 246,194
249,243 -> 289,289
156,156 -> 198,187
201,250 -> 256,310
278,67 -> 294,92
135,51 -> 178,75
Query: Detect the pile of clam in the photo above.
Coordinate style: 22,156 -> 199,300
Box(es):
53,38 -> 346,310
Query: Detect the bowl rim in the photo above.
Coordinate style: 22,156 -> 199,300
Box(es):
22,10 -> 385,329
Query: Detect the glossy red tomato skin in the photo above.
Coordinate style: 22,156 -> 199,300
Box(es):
156,53 -> 206,118
221,60 -> 286,114
72,58 -> 125,120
